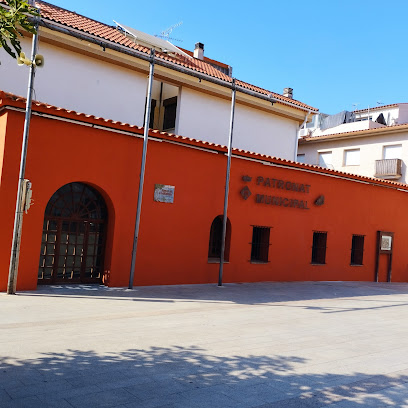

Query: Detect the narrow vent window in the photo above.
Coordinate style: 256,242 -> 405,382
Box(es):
311,231 -> 327,264
250,226 -> 270,263
351,235 -> 364,265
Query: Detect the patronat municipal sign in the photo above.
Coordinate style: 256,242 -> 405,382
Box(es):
240,175 -> 324,210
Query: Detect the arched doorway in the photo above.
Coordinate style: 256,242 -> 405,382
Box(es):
208,215 -> 231,261
38,183 -> 108,284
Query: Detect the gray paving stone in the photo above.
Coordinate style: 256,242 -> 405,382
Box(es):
4,379 -> 73,399
0,396 -> 72,408
66,388 -> 138,408
0,390 -> 12,407
35,384 -> 102,403
2,282 -> 408,407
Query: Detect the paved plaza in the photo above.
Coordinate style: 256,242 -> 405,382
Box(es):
1,281 -> 408,407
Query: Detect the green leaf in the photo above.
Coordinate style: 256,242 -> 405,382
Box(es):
1,0 -> 39,60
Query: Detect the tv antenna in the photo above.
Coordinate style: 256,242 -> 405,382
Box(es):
155,21 -> 183,43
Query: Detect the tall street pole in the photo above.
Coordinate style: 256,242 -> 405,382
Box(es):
7,23 -> 39,294
218,79 -> 236,286
128,49 -> 155,289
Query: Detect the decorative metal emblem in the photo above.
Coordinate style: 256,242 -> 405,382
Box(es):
240,186 -> 252,200
314,195 -> 325,206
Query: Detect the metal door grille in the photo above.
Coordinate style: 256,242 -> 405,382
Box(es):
250,226 -> 271,263
38,183 -> 107,284
311,231 -> 327,264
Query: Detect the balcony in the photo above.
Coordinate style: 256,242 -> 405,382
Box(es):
375,158 -> 403,180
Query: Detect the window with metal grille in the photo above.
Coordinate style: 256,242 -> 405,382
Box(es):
208,216 -> 230,261
311,231 -> 327,264
351,235 -> 364,265
250,226 -> 270,263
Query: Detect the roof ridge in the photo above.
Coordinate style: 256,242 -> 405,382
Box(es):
353,103 -> 401,113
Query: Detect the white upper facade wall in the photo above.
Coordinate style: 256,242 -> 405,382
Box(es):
298,132 -> 408,183
0,36 -> 301,161
0,38 -> 147,126
301,105 -> 408,138
177,87 -> 298,158
306,120 -> 385,137
355,107 -> 400,125
398,104 -> 408,124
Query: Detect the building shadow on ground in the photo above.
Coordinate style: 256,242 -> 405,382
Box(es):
18,281 -> 408,314
1,346 -> 408,407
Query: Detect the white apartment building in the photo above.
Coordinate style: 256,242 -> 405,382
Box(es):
0,1 -> 317,160
298,104 -> 408,183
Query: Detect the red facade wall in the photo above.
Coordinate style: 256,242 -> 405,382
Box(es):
1,107 -> 408,292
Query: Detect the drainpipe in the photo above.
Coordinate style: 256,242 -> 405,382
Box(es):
294,110 -> 312,162
7,21 -> 39,295
218,79 -> 236,287
128,49 -> 155,289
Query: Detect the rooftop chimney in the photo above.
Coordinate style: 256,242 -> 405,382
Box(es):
194,42 -> 204,60
283,87 -> 293,99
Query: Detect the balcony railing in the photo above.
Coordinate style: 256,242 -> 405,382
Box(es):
375,158 -> 402,179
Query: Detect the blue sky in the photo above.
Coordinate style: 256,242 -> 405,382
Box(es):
48,0 -> 408,114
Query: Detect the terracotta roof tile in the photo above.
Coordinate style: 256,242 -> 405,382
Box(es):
300,122 -> 408,142
0,0 -> 317,111
2,89 -> 406,191
353,103 -> 400,113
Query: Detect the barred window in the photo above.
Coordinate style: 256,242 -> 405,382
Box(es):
351,235 -> 364,265
250,226 -> 270,263
312,231 -> 327,264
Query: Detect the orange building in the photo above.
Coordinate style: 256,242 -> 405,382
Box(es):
1,91 -> 407,292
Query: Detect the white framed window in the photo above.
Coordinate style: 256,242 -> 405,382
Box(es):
297,154 -> 305,163
355,116 -> 372,122
344,149 -> 360,166
318,151 -> 332,168
383,144 -> 402,160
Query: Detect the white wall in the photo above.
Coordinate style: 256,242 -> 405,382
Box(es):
0,38 -> 148,126
302,120 -> 385,138
177,87 -> 230,144
398,104 -> 408,125
301,107 -> 404,138
234,104 -> 297,159
298,132 -> 408,183
177,87 -> 298,159
1,38 -> 299,159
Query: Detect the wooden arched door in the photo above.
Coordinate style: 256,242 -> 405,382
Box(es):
38,183 -> 108,284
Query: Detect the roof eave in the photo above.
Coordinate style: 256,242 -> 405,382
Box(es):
300,124 -> 408,144
38,17 -> 317,115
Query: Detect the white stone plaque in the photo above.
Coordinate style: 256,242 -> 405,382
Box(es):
380,235 -> 392,251
154,184 -> 175,203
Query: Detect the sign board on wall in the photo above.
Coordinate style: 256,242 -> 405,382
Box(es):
380,235 -> 392,251
239,174 -> 322,210
154,184 -> 175,203
378,231 -> 394,253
